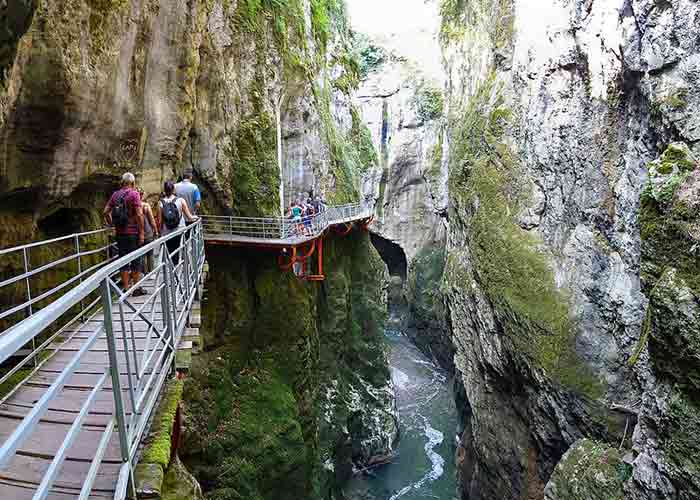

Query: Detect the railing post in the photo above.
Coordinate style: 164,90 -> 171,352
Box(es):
190,229 -> 198,299
21,248 -> 37,365
182,233 -> 190,302
101,278 -> 131,466
160,245 -> 176,356
75,235 -> 86,321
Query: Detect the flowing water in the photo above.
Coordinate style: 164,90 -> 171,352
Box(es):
346,330 -> 459,500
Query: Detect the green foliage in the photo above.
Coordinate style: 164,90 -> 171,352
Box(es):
413,82 -> 444,123
448,73 -> 601,397
227,113 -> 280,217
140,379 -> 185,467
439,0 -> 514,47
350,106 -> 378,172
547,439 -> 630,500
352,33 -> 387,78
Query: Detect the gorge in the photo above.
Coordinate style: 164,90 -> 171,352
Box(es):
0,0 -> 699,499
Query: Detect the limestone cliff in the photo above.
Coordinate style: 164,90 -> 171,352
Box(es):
438,0 -> 700,498
353,33 -> 452,368
0,0 -> 367,242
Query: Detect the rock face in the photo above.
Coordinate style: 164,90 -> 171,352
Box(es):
355,39 -> 452,368
438,0 -> 700,498
0,0 -> 365,245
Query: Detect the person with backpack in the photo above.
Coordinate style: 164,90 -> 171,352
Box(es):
103,172 -> 145,295
157,180 -> 197,266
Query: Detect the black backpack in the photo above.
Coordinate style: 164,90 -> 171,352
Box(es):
111,192 -> 129,229
162,198 -> 181,229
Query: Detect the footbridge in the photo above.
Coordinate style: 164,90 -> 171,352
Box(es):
0,201 -> 373,499
0,223 -> 205,499
201,202 -> 374,280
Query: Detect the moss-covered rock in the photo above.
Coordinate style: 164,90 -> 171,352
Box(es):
183,231 -> 395,500
140,378 -> 185,467
161,457 -> 205,500
446,71 -> 600,397
544,439 -> 631,500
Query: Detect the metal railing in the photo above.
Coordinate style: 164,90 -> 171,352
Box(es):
0,228 -> 114,325
200,202 -> 372,241
0,221 -> 205,500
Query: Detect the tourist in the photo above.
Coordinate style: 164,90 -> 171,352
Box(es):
157,180 -> 197,266
103,172 -> 146,295
291,199 -> 303,236
304,197 -> 315,234
314,195 -> 325,213
174,169 -> 201,216
138,188 -> 159,273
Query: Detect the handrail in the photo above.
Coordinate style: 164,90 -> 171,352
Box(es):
0,223 -> 194,365
200,202 -> 372,242
0,220 -> 205,500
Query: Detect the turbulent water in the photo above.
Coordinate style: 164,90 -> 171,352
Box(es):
346,331 -> 458,500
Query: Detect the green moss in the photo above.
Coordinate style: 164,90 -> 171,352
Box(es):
639,194 -> 700,293
628,305 -> 651,367
662,143 -> 696,172
447,72 -> 601,398
413,82 -> 444,123
314,84 -> 362,203
654,88 -> 689,112
657,391 -> 700,496
439,0 -> 514,48
140,379 -> 185,467
350,106 -> 378,172
227,113 -> 280,217
547,439 -> 630,500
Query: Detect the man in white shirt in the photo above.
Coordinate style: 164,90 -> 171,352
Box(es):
175,169 -> 201,215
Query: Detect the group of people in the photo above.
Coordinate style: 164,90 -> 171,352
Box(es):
287,195 -> 325,236
103,170 -> 201,296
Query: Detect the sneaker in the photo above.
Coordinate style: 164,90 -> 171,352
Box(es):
132,287 -> 148,297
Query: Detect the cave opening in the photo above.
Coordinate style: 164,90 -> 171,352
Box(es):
370,232 -> 408,320
37,207 -> 93,238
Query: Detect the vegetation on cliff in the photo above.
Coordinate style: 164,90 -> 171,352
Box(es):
183,230 -> 394,500
446,72 -> 601,397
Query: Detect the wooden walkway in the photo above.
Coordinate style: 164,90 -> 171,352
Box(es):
0,284 -> 195,499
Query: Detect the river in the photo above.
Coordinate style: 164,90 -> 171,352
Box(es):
346,330 -> 459,500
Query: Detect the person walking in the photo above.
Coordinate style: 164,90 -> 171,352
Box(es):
290,199 -> 303,236
174,169 -> 201,216
157,180 -> 197,266
138,188 -> 159,273
103,172 -> 146,295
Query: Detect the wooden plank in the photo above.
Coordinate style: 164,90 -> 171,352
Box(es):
0,418 -> 122,462
0,477 -> 113,499
0,453 -> 120,492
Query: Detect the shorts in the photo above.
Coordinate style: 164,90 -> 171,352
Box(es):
116,234 -> 142,273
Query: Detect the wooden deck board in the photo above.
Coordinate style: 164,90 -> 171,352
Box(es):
0,284 -> 188,499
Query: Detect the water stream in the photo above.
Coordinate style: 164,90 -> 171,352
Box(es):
346,330 -> 459,500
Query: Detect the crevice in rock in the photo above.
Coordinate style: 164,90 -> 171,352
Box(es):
369,232 -> 408,322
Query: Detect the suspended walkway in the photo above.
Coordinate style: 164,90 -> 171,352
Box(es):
0,201 -> 372,499
201,202 -> 374,281
0,223 -> 205,499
